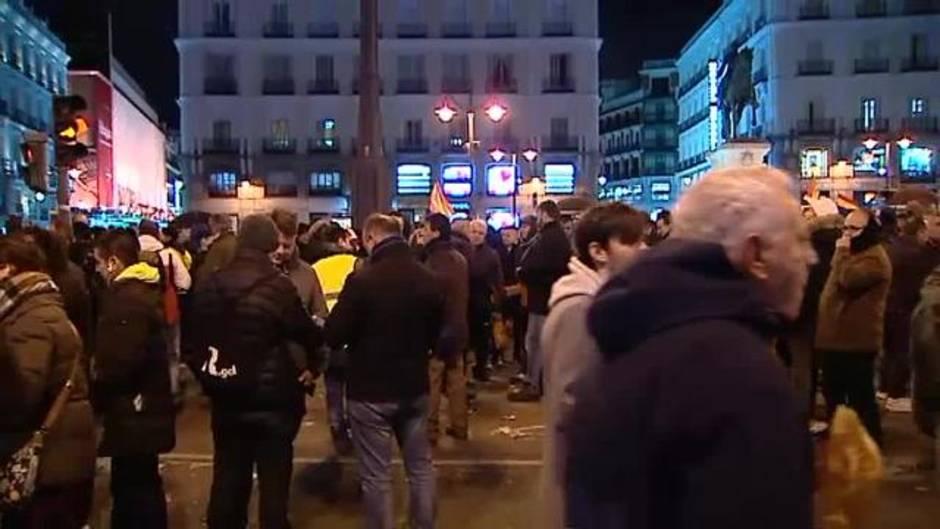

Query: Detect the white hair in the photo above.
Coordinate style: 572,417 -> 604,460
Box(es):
469,218 -> 488,231
672,167 -> 801,256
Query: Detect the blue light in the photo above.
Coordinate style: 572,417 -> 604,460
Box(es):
544,163 -> 576,195
396,164 -> 432,195
900,146 -> 934,178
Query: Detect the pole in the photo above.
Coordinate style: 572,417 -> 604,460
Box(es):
351,0 -> 389,228
511,153 -> 518,220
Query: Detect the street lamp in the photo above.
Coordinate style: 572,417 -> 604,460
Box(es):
484,103 -> 508,123
522,148 -> 539,163
434,104 -> 457,124
489,148 -> 507,163
896,137 -> 913,150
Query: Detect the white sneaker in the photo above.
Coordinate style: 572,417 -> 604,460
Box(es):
809,421 -> 829,435
885,398 -> 913,413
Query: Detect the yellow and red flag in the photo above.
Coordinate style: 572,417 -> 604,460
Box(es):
429,180 -> 454,217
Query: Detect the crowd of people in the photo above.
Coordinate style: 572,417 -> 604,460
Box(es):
1,163 -> 939,529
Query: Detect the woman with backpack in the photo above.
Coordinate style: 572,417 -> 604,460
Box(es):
0,235 -> 96,528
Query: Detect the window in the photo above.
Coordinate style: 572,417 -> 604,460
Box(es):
265,171 -> 298,197
911,98 -> 927,116
271,119 -> 290,143
318,118 -> 337,148
550,118 -> 569,140
398,0 -> 420,20
315,55 -> 334,81
271,1 -> 289,23
488,54 -> 515,88
547,0 -> 570,21
209,171 -> 238,197
265,55 -> 292,80
310,171 -> 343,195
212,120 -> 232,140
444,0 -> 468,22
443,54 -> 469,81
206,53 -> 235,78
398,54 -> 426,80
549,53 -> 571,84
862,39 -> 881,60
404,120 -> 423,142
911,34 -> 928,61
861,98 -> 878,127
800,149 -> 829,178
490,0 -> 512,20
212,1 -> 231,24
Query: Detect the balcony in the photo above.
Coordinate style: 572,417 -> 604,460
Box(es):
204,19 -> 235,37
202,138 -> 241,154
678,68 -> 708,98
901,57 -> 940,72
854,118 -> 890,133
441,77 -> 472,93
351,78 -> 385,95
486,21 -> 517,37
797,118 -> 836,135
678,108 -> 710,133
753,67 -> 768,84
203,77 -> 238,95
854,58 -> 890,74
397,23 -> 427,38
397,78 -> 428,94
486,78 -> 518,94
307,78 -> 340,95
677,153 -> 709,172
262,78 -> 295,95
542,135 -> 580,152
904,0 -> 940,14
263,21 -> 294,38
799,2 -> 830,20
902,116 -> 939,133
543,77 -> 575,93
856,0 -> 887,17
642,137 -> 678,150
262,138 -> 298,154
797,59 -> 834,76
352,22 -> 384,38
542,20 -> 574,37
264,183 -> 298,198
441,22 -> 472,38
308,138 -> 341,153
396,138 -> 430,153
307,22 -> 339,38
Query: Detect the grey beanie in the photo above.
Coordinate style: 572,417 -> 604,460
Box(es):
237,214 -> 279,253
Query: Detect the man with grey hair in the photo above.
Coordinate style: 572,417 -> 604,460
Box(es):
565,167 -> 816,529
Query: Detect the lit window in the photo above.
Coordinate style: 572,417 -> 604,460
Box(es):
800,148 -> 829,178
209,171 -> 238,197
911,98 -> 927,117
861,98 -> 877,128
310,171 -> 343,194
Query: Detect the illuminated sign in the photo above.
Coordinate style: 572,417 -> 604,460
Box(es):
801,148 -> 829,178
441,163 -> 473,198
396,164 -> 433,195
544,163 -> 576,195
853,146 -> 887,176
708,59 -> 719,150
900,146 -> 934,178
487,209 -> 517,230
451,201 -> 472,220
651,182 -> 672,202
486,164 -> 518,196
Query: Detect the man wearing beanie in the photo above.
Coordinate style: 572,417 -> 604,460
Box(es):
188,214 -> 324,529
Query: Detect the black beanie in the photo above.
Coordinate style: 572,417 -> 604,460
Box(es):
237,214 -> 279,253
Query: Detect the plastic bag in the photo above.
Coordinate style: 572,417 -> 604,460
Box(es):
816,406 -> 884,529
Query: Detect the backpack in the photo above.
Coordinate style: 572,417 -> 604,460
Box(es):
188,271 -> 279,396
140,246 -> 181,326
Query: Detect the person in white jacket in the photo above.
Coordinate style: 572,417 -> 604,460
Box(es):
138,220 -> 192,401
540,203 -> 647,529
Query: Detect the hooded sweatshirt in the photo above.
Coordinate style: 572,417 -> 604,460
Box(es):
139,234 -> 192,292
565,239 -> 811,529
541,257 -> 606,529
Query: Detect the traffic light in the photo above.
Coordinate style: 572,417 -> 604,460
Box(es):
21,132 -> 49,194
54,95 -> 90,166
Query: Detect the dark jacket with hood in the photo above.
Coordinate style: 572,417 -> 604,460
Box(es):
191,249 -> 324,426
421,237 -> 469,359
519,221 -> 571,315
326,237 -> 445,402
95,261 -> 176,457
565,240 -> 812,529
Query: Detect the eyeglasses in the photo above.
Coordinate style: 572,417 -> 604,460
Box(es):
844,224 -> 866,232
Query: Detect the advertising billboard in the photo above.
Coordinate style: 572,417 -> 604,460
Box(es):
441,163 -> 473,198
486,164 -> 517,196
396,164 -> 433,195
112,87 -> 167,209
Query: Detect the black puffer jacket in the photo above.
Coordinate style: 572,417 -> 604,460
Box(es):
190,250 -> 324,421
95,263 -> 175,457
519,221 -> 571,315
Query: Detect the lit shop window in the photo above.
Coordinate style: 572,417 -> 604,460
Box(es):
853,144 -> 887,176
900,145 -> 934,178
485,163 -> 517,196
209,171 -> 238,197
800,148 -> 829,178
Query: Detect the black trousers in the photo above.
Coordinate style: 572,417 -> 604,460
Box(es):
470,308 -> 494,377
2,481 -> 93,529
207,415 -> 299,529
882,312 -> 913,398
822,350 -> 883,445
111,454 -> 167,529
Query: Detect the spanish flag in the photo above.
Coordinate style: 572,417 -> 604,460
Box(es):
429,179 -> 454,217
835,191 -> 859,211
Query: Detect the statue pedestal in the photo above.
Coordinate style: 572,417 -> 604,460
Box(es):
707,139 -> 772,171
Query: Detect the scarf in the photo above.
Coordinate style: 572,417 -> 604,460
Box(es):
0,272 -> 60,323
850,214 -> 883,254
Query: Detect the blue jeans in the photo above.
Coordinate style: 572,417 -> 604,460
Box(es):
325,367 -> 350,436
349,396 -> 436,529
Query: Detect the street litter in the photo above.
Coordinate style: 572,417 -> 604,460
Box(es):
491,425 -> 544,439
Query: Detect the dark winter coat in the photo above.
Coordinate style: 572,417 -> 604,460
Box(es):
326,237 -> 445,402
468,243 -> 503,317
195,231 -> 237,287
566,240 -> 812,529
519,221 -> 571,315
815,245 -> 892,353
421,238 -> 469,359
190,250 -> 324,425
0,281 -> 96,487
94,263 -> 176,457
886,234 -> 936,316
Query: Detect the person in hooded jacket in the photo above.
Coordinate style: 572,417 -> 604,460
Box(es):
541,203 -> 647,529
189,215 -> 324,529
0,236 -> 96,529
565,167 -> 816,529
816,208 -> 892,444
93,231 -> 175,529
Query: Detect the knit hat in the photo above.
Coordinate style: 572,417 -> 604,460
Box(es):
237,214 -> 279,253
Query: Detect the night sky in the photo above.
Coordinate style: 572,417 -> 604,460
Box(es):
29,0 -> 721,129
